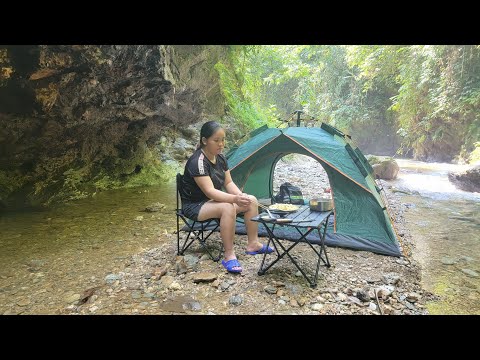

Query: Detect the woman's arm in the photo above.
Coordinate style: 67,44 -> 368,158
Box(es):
194,175 -> 250,207
224,170 -> 242,196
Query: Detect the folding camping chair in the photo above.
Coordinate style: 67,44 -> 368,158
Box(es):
175,173 -> 222,261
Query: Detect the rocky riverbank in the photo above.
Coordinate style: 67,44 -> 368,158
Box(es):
56,155 -> 434,315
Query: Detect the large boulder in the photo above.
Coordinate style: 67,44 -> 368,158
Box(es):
448,165 -> 480,192
372,159 -> 399,180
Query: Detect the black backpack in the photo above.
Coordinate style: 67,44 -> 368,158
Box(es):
274,182 -> 304,205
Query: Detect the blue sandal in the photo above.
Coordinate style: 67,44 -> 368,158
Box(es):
221,258 -> 243,273
245,244 -> 274,255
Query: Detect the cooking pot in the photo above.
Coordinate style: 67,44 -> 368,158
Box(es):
309,197 -> 333,212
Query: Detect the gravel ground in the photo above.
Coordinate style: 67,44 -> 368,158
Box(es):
60,155 -> 434,315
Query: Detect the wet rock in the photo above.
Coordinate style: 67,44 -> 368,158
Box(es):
440,257 -> 457,265
144,202 -> 165,212
27,259 -> 45,272
192,272 -> 217,283
448,165 -> 480,192
461,269 -> 479,277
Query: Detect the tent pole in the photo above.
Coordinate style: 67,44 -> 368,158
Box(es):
293,110 -> 303,127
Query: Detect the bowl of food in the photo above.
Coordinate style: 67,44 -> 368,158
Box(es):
268,203 -> 300,216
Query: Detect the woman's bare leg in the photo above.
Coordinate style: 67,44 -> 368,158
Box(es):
235,195 -> 265,252
198,201 -> 240,271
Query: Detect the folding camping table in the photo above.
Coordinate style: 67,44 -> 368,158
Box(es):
251,206 -> 333,288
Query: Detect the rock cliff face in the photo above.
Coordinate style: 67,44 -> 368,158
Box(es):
0,45 -> 228,209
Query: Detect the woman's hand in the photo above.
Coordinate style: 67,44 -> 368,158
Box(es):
234,193 -> 251,207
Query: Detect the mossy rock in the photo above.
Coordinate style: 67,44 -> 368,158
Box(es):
372,159 -> 399,180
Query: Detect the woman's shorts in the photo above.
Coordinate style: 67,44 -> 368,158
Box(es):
182,200 -> 208,221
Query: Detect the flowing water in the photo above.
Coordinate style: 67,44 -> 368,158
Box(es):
0,184 -> 177,314
386,159 -> 480,314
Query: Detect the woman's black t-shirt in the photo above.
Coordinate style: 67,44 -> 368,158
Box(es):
181,149 -> 229,203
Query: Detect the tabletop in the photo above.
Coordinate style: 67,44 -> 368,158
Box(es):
251,205 -> 332,229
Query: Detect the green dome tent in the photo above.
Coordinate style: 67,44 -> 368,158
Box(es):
226,124 -> 401,257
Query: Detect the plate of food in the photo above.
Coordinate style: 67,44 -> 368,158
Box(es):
268,203 -> 300,215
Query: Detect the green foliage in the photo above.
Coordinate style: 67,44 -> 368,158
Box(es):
232,45 -> 480,161
470,142 -> 480,164
214,60 -> 267,130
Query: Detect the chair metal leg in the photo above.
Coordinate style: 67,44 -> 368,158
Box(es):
176,215 -> 222,261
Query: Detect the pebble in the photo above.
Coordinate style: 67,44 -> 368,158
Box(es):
264,285 -> 277,294
168,282 -> 182,290
17,299 -> 31,307
220,281 -> 231,291
192,272 -> 217,283
229,295 -> 243,306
